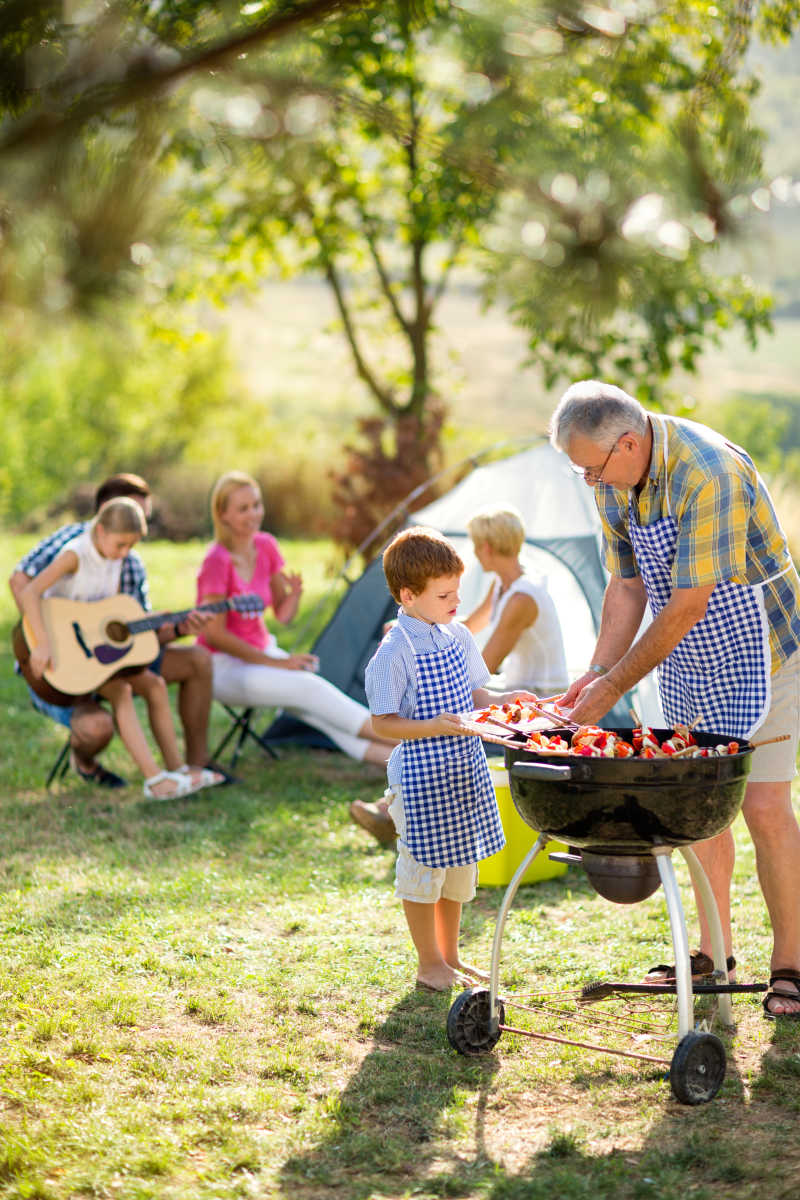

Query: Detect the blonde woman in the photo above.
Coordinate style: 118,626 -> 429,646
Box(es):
463,506 -> 568,697
196,472 -> 394,766
21,499 -> 204,799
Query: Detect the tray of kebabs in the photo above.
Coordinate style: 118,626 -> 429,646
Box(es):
464,702 -> 754,759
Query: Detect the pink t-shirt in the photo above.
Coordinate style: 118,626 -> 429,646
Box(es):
196,532 -> 285,653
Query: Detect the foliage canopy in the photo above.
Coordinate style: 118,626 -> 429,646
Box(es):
1,1 -> 799,539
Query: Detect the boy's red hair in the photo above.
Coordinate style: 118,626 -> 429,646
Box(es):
382,526 -> 464,604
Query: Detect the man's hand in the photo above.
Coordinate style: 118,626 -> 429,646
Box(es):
180,609 -> 214,636
564,675 -> 623,726
561,671 -> 598,709
158,608 -> 214,643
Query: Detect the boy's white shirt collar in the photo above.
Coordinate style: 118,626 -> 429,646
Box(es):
396,608 -> 449,634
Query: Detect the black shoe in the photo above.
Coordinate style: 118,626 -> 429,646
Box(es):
203,760 -> 242,786
73,761 -> 128,789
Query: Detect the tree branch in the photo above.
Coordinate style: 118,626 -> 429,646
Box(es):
431,232 -> 466,308
0,0 -> 371,156
403,77 -> 431,415
360,214 -> 411,337
297,191 -> 397,414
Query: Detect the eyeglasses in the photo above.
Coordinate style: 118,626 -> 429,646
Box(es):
569,434 -> 624,484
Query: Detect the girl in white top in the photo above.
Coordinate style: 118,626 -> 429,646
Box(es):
463,506 -> 568,696
21,499 -> 204,800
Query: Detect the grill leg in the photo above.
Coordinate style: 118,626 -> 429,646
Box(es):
680,845 -> 734,1027
489,834 -> 547,1031
654,848 -> 694,1040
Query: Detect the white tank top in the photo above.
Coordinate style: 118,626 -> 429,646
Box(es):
44,528 -> 123,603
489,574 -> 568,694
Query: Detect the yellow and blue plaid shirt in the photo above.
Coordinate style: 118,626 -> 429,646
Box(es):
596,414 -> 800,671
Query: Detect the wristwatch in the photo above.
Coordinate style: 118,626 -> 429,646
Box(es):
588,663 -> 608,676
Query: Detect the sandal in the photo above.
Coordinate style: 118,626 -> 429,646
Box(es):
176,764 -> 225,790
142,769 -> 198,800
646,951 -> 736,983
72,758 -> 128,789
762,968 -> 800,1020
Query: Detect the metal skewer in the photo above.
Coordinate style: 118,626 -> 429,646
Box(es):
525,701 -> 578,730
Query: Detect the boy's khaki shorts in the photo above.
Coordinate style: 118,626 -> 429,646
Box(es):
385,786 -> 478,904
748,647 -> 800,784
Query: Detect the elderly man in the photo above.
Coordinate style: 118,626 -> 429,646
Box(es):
550,380 -> 800,1019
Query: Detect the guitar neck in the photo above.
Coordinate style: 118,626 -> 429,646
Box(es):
127,599 -> 232,636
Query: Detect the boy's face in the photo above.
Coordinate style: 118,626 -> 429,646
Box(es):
399,574 -> 462,625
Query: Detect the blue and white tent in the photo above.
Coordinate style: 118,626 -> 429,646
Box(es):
265,439 -> 662,748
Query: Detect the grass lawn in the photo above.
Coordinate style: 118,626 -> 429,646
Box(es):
1,537 -> 800,1200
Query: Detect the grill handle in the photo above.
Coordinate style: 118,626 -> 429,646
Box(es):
510,762 -> 573,782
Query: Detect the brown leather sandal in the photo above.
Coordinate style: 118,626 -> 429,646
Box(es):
645,951 -> 736,983
762,968 -> 800,1020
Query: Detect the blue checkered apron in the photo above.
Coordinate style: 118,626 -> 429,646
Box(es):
398,625 -> 504,868
629,417 -> 788,739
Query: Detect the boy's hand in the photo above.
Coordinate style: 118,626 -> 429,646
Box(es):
427,712 -> 471,737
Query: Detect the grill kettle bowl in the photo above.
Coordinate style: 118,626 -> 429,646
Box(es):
506,728 -> 753,855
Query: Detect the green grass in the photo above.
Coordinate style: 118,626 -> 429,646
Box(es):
2,537 -> 800,1199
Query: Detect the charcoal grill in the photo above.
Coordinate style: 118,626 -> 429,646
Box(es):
447,727 -> 764,1105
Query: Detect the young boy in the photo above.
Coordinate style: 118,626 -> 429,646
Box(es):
365,526 -> 535,992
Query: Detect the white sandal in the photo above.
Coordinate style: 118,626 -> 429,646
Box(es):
142,769 -> 198,800
176,764 -> 225,790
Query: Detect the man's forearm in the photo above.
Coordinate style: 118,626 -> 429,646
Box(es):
592,575 -> 648,670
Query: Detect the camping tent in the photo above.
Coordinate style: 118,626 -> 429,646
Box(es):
264,440 -> 662,748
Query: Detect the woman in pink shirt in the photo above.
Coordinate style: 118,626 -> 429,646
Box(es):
197,472 -> 394,765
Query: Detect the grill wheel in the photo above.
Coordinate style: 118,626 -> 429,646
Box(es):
670,1031 -> 727,1104
447,987 -> 505,1056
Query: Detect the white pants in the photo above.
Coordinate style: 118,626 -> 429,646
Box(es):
211,650 -> 371,761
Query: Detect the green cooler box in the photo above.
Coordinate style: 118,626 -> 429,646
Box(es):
479,760 -> 568,887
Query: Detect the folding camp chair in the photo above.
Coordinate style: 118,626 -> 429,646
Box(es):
210,705 -> 280,769
46,734 -> 72,789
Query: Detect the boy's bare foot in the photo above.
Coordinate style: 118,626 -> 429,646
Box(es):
416,964 -> 457,991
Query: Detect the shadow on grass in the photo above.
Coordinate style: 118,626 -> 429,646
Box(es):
277,992 -> 800,1200
278,986 -> 502,1198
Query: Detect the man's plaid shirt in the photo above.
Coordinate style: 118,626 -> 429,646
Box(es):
595,414 -> 800,671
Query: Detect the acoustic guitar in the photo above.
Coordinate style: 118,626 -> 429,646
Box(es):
13,592 -> 264,701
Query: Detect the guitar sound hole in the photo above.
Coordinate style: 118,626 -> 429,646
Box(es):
106,622 -> 130,644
